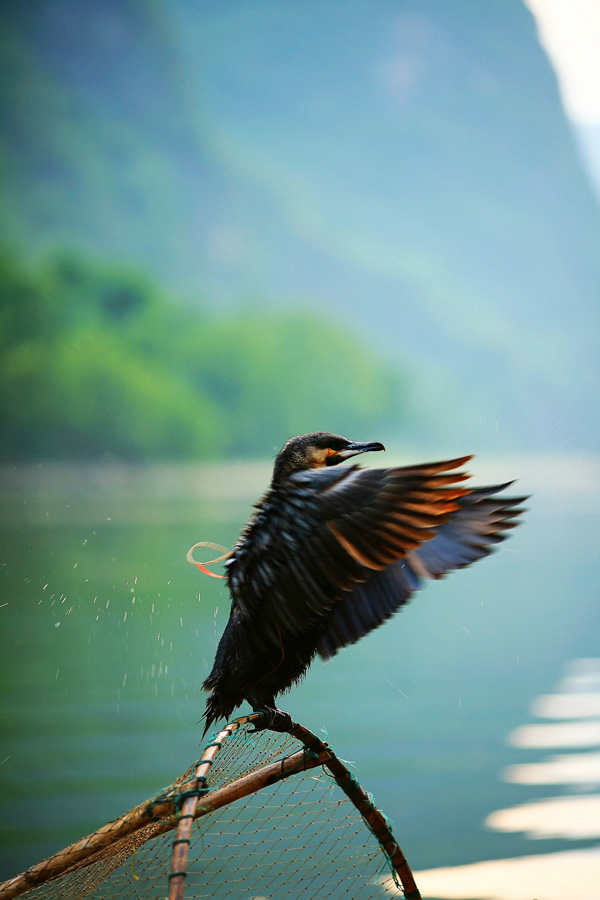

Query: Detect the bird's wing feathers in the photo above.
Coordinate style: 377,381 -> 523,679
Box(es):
226,456 -> 485,649
317,483 -> 527,659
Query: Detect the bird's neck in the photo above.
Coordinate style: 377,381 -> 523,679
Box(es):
271,455 -> 309,487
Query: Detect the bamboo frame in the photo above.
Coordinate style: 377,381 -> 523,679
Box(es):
167,714 -> 421,900
167,712 -> 328,900
0,713 -> 421,900
288,721 -> 421,900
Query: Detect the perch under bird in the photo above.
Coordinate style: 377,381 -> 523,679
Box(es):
201,431 -> 526,734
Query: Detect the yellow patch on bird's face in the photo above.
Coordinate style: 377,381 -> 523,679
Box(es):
308,447 -> 333,468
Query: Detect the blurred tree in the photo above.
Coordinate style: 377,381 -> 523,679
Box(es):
0,251 -> 404,461
184,311 -> 401,456
0,252 -> 224,459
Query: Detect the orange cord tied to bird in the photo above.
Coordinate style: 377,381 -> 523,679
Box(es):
186,541 -> 231,579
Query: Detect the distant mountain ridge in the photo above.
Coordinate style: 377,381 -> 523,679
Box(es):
1,0 -> 598,451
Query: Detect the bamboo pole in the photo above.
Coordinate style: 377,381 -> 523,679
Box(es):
288,722 -> 422,900
167,713 -> 325,900
166,718 -> 421,899
0,797 -> 172,900
0,714 -> 421,900
0,717 -> 256,900
0,715 -> 326,900
168,717 -> 244,900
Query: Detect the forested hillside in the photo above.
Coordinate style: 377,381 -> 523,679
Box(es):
0,251 -> 402,460
1,0 -> 598,455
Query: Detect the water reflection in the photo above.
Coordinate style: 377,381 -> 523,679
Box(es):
407,846 -> 600,900
411,658 -> 600,898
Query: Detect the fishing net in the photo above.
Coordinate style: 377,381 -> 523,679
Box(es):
0,715 -> 421,900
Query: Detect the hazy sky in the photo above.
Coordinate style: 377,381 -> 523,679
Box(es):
525,0 -> 600,199
525,0 -> 600,125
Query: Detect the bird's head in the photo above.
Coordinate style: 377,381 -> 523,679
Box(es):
271,432 -> 385,485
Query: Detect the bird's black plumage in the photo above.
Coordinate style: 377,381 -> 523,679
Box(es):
202,432 -> 526,733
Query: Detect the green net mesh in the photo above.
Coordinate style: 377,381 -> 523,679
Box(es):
0,717 -> 420,900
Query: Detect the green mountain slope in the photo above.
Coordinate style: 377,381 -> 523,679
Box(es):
0,251 -> 402,461
1,0 -> 598,452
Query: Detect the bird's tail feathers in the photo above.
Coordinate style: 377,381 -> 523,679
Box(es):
201,688 -> 235,739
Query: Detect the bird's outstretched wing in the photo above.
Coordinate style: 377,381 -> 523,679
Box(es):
317,484 -> 526,658
226,456 -> 521,651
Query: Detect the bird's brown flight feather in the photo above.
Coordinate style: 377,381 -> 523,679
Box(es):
203,437 -> 526,733
226,457 -> 480,648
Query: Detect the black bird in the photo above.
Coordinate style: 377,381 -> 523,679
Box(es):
202,432 -> 526,734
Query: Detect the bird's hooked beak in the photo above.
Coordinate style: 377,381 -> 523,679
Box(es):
325,441 -> 386,465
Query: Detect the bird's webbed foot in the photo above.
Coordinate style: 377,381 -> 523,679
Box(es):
249,704 -> 294,733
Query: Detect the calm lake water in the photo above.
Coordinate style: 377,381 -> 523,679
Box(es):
0,454 -> 598,888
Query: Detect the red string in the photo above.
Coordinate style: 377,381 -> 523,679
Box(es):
195,562 -> 225,580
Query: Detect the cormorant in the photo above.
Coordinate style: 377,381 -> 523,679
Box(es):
202,432 -> 526,734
